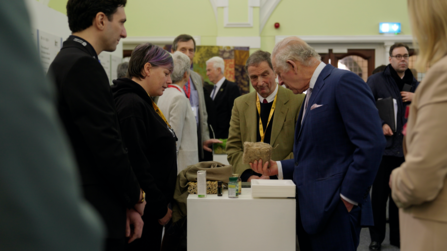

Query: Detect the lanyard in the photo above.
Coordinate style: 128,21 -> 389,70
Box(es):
149,97 -> 171,128
168,84 -> 183,93
183,79 -> 191,99
149,96 -> 177,146
256,94 -> 278,142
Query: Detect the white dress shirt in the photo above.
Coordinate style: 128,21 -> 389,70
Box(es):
256,83 -> 279,103
210,76 -> 226,100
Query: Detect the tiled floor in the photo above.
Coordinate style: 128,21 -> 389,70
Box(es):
357,224 -> 400,251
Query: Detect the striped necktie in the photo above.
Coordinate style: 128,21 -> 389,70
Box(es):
301,88 -> 313,124
211,86 -> 217,100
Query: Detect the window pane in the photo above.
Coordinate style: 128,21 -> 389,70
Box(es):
338,55 -> 368,82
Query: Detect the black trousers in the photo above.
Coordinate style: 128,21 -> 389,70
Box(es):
127,216 -> 163,251
310,200 -> 362,251
296,198 -> 313,251
104,238 -> 126,251
369,155 -> 404,246
296,197 -> 362,251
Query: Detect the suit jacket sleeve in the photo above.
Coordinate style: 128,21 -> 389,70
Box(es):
226,98 -> 250,176
281,159 -> 295,179
366,75 -> 386,126
0,1 -> 103,249
228,83 -> 241,115
61,57 -> 140,207
168,95 -> 189,153
337,73 -> 386,203
118,112 -> 168,219
391,66 -> 447,208
366,76 -> 377,99
193,75 -> 210,142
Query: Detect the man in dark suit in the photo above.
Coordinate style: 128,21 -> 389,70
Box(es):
48,1 -> 145,250
206,56 -> 241,139
202,81 -> 218,161
251,36 -> 385,250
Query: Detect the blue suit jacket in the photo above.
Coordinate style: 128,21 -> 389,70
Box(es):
281,64 -> 385,235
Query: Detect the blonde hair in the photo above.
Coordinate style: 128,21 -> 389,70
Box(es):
408,0 -> 447,72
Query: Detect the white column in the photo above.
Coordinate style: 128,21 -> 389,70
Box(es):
384,41 -> 394,64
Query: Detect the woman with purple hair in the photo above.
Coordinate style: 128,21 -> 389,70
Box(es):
112,43 -> 177,250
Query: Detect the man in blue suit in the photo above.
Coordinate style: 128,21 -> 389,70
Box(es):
251,37 -> 385,250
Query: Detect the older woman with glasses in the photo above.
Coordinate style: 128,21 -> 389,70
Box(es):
157,51 -> 198,173
112,43 -> 177,251
390,0 -> 447,250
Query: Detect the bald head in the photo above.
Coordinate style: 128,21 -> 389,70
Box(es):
272,36 -> 320,72
270,36 -> 321,94
273,36 -> 304,52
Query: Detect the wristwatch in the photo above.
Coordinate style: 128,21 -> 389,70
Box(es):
139,190 -> 146,203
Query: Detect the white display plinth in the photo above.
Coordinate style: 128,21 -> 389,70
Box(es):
187,188 -> 296,251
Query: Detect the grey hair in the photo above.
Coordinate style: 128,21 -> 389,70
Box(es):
117,61 -> 129,79
171,51 -> 191,83
206,56 -> 225,74
245,50 -> 273,71
272,37 -> 320,71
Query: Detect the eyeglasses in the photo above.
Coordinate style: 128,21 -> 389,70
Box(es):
391,54 -> 409,60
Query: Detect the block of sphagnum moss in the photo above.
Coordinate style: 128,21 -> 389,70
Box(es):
242,142 -> 272,165
188,181 -> 218,194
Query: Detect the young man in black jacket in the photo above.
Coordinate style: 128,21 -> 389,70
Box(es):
366,43 -> 419,250
47,1 -> 145,250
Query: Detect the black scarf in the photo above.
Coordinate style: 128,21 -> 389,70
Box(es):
389,65 -> 414,91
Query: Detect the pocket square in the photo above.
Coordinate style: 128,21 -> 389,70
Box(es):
310,104 -> 323,110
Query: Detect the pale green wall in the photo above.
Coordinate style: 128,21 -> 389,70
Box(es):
46,0 -> 411,50
44,0 -> 411,93
260,0 -> 410,52
228,0 -> 248,23
48,0 -> 66,14
125,0 -> 217,39
217,8 -> 259,37
262,0 -> 410,36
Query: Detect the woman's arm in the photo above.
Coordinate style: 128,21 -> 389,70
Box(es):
167,96 -> 190,153
119,114 -> 168,219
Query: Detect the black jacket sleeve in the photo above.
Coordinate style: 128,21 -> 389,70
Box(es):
118,113 -> 168,219
367,75 -> 386,126
228,83 -> 241,113
61,57 -> 140,207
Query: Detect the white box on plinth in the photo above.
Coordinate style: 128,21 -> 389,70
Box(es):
187,188 -> 296,251
251,179 -> 296,198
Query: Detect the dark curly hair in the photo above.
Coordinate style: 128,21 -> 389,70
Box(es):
67,0 -> 127,33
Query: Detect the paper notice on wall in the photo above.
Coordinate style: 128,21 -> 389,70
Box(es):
38,29 -> 62,73
98,53 -> 111,83
111,56 -> 122,81
32,29 -> 37,45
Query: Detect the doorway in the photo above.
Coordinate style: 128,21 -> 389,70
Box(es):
320,49 -> 375,82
